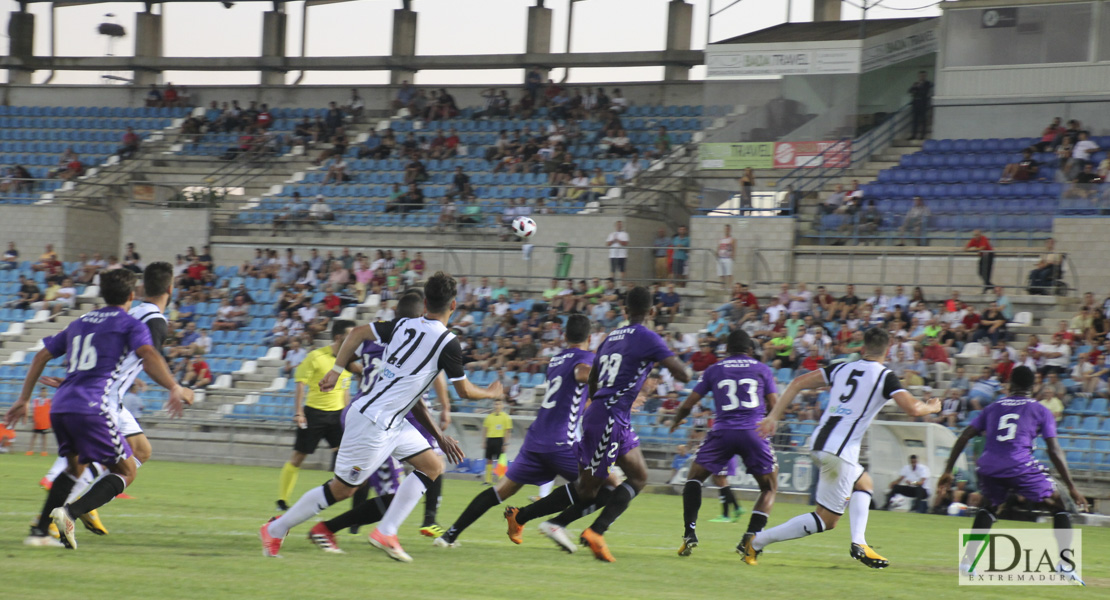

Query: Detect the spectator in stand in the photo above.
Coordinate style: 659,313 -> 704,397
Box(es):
738,167 -> 755,209
619,152 -> 642,182
964,229 -> 994,292
145,84 -> 163,108
897,196 -> 931,246
122,242 -> 143,274
650,228 -> 670,283
821,184 -> 847,214
655,283 -> 681,329
322,156 -> 348,184
309,195 -> 334,224
1,242 -> 18,270
1038,332 -> 1071,376
32,244 -> 58,274
907,70 -> 932,140
1028,238 -> 1063,294
716,224 -> 736,289
117,127 -> 141,160
342,88 -> 365,122
1071,131 -> 1100,174
671,225 -> 690,285
444,166 -> 472,200
1034,117 -> 1066,152
182,356 -> 213,389
31,276 -> 75,316
606,220 -> 630,282
161,83 -> 180,107
392,80 -> 416,114
999,149 -> 1040,183
968,367 -> 1001,409
273,192 -> 308,235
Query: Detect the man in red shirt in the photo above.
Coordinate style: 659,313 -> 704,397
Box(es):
444,128 -> 461,156
255,104 -> 273,129
118,127 -> 141,160
993,353 -> 1014,383
690,344 -> 718,374
323,289 -> 342,316
964,229 -> 994,292
183,357 -> 212,388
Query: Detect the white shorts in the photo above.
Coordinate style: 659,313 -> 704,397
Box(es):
118,407 -> 143,438
717,257 -> 733,277
334,414 -> 432,487
813,450 -> 865,515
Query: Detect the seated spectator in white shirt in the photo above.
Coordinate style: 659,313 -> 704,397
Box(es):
310,195 -> 335,222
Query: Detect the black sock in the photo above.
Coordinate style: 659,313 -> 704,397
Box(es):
37,472 -> 78,532
517,483 -> 576,526
67,474 -> 125,518
324,494 -> 394,533
747,511 -> 768,533
725,487 -> 739,514
349,483 -> 371,533
588,483 -> 637,536
971,508 -> 996,531
423,476 -> 443,527
549,485 -> 613,527
718,487 -> 737,517
683,480 -> 702,537
443,487 -> 500,543
1053,511 -> 1071,530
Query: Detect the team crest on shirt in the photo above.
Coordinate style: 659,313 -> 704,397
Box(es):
348,466 -> 362,480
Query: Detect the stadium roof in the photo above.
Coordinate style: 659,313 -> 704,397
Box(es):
712,17 -> 936,45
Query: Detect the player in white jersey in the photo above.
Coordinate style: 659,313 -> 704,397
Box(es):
36,262 -> 179,538
259,272 -> 502,562
740,327 -> 941,569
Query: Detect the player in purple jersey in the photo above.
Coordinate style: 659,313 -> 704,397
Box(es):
669,330 -> 780,557
432,315 -> 615,548
531,287 -> 690,562
939,366 -> 1087,583
4,269 -> 192,549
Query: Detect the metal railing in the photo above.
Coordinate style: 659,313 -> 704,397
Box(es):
776,103 -> 913,197
751,247 -> 1078,296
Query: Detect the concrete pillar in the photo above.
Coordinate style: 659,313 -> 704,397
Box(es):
133,11 -> 163,86
526,4 -> 552,54
813,0 -> 842,22
261,10 -> 288,85
664,0 -> 693,81
390,8 -> 418,85
7,11 -> 35,85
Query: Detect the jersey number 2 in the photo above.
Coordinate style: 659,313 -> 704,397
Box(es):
541,376 -> 562,409
718,378 -> 759,411
387,328 -> 425,368
996,414 -> 1019,442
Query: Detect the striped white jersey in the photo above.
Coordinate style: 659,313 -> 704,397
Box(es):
808,359 -> 904,465
107,302 -> 168,416
352,316 -> 465,430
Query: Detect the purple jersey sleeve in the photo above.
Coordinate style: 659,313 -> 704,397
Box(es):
43,330 -> 68,357
128,318 -> 154,352
969,409 -> 986,432
649,332 -> 675,364
692,372 -> 712,397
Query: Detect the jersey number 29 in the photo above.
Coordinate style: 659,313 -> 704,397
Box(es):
598,354 -> 622,388
718,378 -> 759,411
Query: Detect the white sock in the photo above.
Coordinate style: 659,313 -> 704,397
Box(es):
377,471 -> 429,537
849,491 -> 871,546
753,512 -> 825,551
538,481 -> 554,497
45,457 -> 68,482
67,468 -> 102,505
268,485 -> 331,538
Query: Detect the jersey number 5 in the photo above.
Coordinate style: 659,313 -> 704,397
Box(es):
996,414 -> 1019,442
838,369 -> 865,403
718,378 -> 760,411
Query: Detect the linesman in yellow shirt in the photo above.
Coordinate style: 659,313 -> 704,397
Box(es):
482,399 -> 512,485
277,320 -> 356,511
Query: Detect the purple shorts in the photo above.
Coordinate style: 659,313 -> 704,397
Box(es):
505,443 -> 580,485
695,428 -> 776,476
368,457 -> 403,497
977,465 -> 1056,507
52,411 -> 133,466
717,456 -> 740,477
576,410 -> 640,478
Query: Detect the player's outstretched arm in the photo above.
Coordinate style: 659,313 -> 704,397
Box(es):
938,425 -> 979,490
321,324 -> 375,392
5,347 -> 55,427
660,355 -> 691,384
432,373 -> 452,429
136,345 -> 193,417
452,377 -> 502,400
670,391 -> 702,433
758,370 -> 825,438
891,389 -> 942,418
1045,437 -> 1087,512
411,398 -> 464,464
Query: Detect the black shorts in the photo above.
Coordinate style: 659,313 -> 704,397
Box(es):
33,428 -> 50,434
485,437 -> 504,461
610,257 -> 626,274
293,406 -> 344,455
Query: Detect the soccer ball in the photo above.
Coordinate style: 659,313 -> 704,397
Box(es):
947,502 -> 970,517
511,216 -> 537,239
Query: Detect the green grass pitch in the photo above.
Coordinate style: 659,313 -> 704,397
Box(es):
1,456 -> 1104,599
